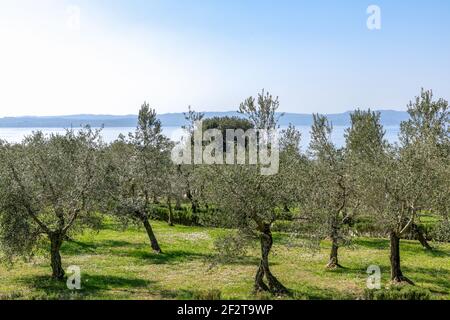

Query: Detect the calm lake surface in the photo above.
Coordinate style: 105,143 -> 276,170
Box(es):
0,126 -> 401,149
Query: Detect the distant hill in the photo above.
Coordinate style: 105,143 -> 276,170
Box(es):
0,110 -> 409,128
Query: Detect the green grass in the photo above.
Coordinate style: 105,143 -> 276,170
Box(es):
1,219 -> 449,300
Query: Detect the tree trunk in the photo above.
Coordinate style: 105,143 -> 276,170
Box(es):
49,233 -> 65,280
390,231 -> 414,284
254,224 -> 289,295
167,196 -> 175,227
326,222 -> 343,269
412,224 -> 432,250
254,262 -> 269,293
175,196 -> 182,210
140,216 -> 162,253
187,190 -> 198,214
326,236 -> 341,269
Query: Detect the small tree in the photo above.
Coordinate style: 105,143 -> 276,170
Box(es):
279,124 -> 303,213
177,106 -> 205,215
398,89 -> 449,250
104,102 -> 172,253
0,128 -> 102,279
302,114 -> 352,269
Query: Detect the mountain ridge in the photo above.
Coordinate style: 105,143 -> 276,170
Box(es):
0,110 -> 409,128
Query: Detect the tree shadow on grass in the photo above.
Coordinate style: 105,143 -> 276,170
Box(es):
421,247 -> 450,258
154,288 -> 221,300
61,239 -> 136,255
157,284 -> 350,300
128,249 -> 260,267
353,238 -> 389,250
401,266 -> 450,294
324,265 -> 365,275
17,274 -> 359,300
291,284 -> 356,300
127,249 -> 211,264
354,238 -> 450,257
82,274 -> 154,292
19,274 -> 155,300
64,238 -> 261,268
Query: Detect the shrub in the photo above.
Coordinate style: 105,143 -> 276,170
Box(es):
150,204 -> 199,226
150,203 -> 237,228
0,291 -> 23,300
352,217 -> 384,236
191,289 -> 222,300
364,285 -> 432,300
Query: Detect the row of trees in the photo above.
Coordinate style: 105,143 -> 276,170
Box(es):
0,89 -> 448,295
202,89 -> 449,292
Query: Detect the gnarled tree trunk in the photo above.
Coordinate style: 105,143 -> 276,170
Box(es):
390,231 -> 414,284
326,236 -> 340,269
49,233 -> 65,280
326,223 -> 342,269
140,215 -> 162,253
254,224 -> 288,295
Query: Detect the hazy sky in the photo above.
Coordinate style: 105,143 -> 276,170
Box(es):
0,0 -> 449,116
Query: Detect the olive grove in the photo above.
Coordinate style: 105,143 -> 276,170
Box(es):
0,89 -> 448,298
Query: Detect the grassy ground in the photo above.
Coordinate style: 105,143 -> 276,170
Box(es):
0,219 -> 449,300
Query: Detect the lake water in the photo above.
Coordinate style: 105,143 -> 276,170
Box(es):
0,126 -> 401,149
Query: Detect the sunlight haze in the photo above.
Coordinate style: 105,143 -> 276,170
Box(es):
0,0 -> 449,116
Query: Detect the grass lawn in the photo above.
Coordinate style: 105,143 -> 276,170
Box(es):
1,219 -> 449,300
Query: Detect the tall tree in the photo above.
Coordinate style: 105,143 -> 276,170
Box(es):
104,102 -> 172,253
398,89 -> 449,250
279,124 -> 304,213
347,91 -> 449,284
177,106 -> 205,215
303,114 -> 352,269
345,108 -> 416,283
204,90 -> 291,295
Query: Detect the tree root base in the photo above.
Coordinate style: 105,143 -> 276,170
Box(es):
391,276 -> 415,286
326,262 -> 344,270
254,285 -> 290,296
51,273 -> 66,281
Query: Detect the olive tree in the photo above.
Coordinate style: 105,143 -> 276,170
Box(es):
398,89 -> 449,248
176,106 -> 205,215
0,128 -> 103,279
302,114 -> 353,269
103,102 -> 172,253
346,108 -> 417,283
203,90 -> 291,295
347,90 -> 449,284
279,124 -> 304,213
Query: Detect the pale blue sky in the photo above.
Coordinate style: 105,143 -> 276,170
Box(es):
0,0 -> 449,116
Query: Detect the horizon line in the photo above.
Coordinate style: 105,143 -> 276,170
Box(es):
0,109 -> 407,119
